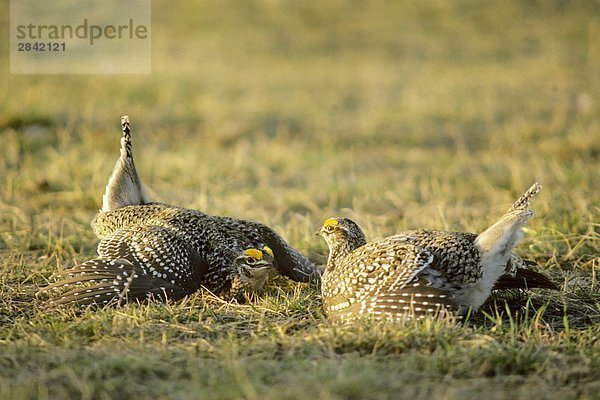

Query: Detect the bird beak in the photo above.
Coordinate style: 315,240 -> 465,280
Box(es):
314,227 -> 323,236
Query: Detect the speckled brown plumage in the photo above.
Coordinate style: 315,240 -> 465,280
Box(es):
39,245 -> 275,306
94,203 -> 318,288
317,219 -> 459,322
317,183 -> 554,323
39,202 -> 318,307
38,116 -> 319,307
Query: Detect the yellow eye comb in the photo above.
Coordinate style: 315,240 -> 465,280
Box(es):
243,248 -> 263,260
323,218 -> 339,228
262,246 -> 274,257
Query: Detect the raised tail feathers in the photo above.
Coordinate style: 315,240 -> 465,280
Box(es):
469,183 -> 542,308
506,182 -> 541,213
101,116 -> 151,212
475,183 -> 541,259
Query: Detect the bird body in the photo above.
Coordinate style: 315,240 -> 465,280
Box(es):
41,200 -> 317,306
318,219 -> 459,322
91,203 -> 318,292
317,183 -> 555,323
39,245 -> 274,306
38,116 -> 319,307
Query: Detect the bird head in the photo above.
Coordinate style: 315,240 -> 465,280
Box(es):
235,246 -> 276,281
315,217 -> 367,251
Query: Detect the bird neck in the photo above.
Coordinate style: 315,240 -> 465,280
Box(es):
324,240 -> 354,274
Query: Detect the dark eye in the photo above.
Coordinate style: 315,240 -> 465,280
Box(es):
325,225 -> 336,233
245,256 -> 256,265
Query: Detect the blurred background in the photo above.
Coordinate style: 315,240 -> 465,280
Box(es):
1,0 -> 598,247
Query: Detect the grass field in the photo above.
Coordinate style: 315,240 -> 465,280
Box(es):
1,1 -> 600,399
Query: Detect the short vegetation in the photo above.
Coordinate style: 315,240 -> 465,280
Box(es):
1,1 -> 599,399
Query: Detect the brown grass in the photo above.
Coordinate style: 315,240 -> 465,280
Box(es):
1,1 -> 599,399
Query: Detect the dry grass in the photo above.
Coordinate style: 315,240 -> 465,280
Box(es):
1,1 -> 599,399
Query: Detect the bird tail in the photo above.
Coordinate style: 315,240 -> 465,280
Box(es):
37,258 -> 189,307
493,267 -> 558,290
101,116 -> 151,212
474,183 -> 542,290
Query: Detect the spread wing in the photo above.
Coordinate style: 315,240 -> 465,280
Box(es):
38,225 -> 208,307
331,240 -> 459,322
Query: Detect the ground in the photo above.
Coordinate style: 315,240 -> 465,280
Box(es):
1,1 -> 599,399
